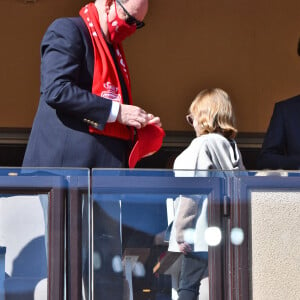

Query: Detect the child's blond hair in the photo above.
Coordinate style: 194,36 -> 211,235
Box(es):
189,88 -> 237,138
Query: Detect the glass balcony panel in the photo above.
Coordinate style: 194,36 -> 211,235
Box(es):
0,167 -> 90,300
92,169 -> 226,300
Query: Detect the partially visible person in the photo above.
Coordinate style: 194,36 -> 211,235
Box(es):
173,88 -> 245,300
257,38 -> 300,170
257,95 -> 300,170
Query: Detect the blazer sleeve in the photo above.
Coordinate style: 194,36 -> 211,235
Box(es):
40,18 -> 112,130
257,102 -> 300,170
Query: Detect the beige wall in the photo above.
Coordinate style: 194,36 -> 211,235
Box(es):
251,190 -> 300,300
1,0 -> 300,132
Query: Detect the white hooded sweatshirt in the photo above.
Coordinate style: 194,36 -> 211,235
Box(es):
169,133 -> 245,252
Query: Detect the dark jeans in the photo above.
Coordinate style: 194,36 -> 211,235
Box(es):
178,252 -> 208,300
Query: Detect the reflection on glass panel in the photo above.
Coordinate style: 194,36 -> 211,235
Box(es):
0,194 -> 48,300
92,194 -> 123,299
92,169 -> 224,300
82,192 -> 92,300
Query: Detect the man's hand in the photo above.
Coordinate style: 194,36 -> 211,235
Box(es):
117,104 -> 161,129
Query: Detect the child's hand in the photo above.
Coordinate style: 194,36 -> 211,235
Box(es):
178,242 -> 192,255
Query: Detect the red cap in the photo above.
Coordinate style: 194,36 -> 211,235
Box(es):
128,124 -> 165,168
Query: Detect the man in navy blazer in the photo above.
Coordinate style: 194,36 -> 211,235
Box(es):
22,0 -> 160,169
257,39 -> 300,170
257,95 -> 300,170
22,0 -> 161,298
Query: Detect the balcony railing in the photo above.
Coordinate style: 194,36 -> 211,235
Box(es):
0,168 -> 299,300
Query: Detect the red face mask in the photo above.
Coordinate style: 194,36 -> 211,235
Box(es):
107,1 -> 136,44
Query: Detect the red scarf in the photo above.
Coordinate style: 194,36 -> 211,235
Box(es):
80,3 -> 134,140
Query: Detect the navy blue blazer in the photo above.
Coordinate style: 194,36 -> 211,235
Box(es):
23,17 -> 129,168
257,95 -> 300,170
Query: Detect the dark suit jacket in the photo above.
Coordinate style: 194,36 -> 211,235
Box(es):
257,95 -> 300,170
23,17 -> 129,168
